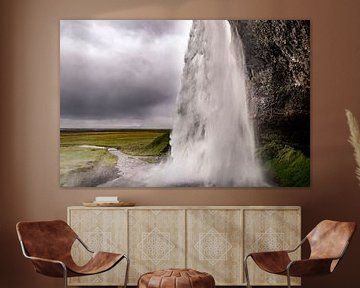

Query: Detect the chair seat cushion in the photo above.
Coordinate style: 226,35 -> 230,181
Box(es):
138,268 -> 215,288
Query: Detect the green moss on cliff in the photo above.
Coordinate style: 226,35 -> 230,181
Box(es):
266,145 -> 310,187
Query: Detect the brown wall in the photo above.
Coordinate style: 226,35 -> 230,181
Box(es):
1,0 -> 360,287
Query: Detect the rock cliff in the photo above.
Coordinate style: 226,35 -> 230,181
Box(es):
230,20 -> 310,186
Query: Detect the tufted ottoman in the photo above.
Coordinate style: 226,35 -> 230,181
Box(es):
138,268 -> 215,288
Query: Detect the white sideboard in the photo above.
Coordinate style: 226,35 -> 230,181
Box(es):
67,206 -> 301,286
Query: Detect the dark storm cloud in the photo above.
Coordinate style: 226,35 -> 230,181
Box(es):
60,20 -> 191,128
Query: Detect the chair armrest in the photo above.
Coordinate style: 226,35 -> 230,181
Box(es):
245,237 -> 306,259
26,255 -> 65,265
287,258 -> 336,277
247,250 -> 290,259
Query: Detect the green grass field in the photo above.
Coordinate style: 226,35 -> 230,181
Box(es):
60,129 -> 309,187
60,129 -> 170,156
60,129 -> 170,186
60,146 -> 117,176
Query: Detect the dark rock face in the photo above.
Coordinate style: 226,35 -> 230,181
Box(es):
230,20 -> 310,156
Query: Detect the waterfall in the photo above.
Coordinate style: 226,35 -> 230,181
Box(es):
144,20 -> 266,187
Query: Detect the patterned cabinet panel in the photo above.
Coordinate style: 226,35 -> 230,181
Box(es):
68,208 -> 127,286
243,209 -> 301,286
187,209 -> 243,285
67,206 -> 300,286
128,209 -> 186,284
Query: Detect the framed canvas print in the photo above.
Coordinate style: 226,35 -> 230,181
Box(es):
60,20 -> 310,187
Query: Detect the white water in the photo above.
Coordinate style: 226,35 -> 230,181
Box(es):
142,20 -> 266,187
87,20 -> 266,187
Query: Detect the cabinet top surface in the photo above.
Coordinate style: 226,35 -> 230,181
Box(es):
68,205 -> 301,210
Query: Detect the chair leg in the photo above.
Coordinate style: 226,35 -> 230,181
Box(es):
123,255 -> 130,288
286,269 -> 291,288
62,264 -> 68,288
244,255 -> 252,288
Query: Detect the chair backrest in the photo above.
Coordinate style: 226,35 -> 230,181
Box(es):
16,220 -> 77,261
307,220 -> 356,261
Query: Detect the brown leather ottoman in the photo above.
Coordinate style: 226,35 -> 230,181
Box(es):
138,268 -> 215,288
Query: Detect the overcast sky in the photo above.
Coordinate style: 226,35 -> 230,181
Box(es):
60,20 -> 192,129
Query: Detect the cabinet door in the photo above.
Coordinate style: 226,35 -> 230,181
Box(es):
243,209 -> 301,286
68,208 -> 127,286
187,209 -> 243,285
128,209 -> 186,284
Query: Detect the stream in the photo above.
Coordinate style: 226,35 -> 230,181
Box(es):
98,148 -> 152,187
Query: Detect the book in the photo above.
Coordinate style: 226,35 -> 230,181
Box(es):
93,201 -> 119,204
95,196 -> 118,202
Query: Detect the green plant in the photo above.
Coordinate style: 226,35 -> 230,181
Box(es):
345,109 -> 360,186
267,145 -> 310,187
